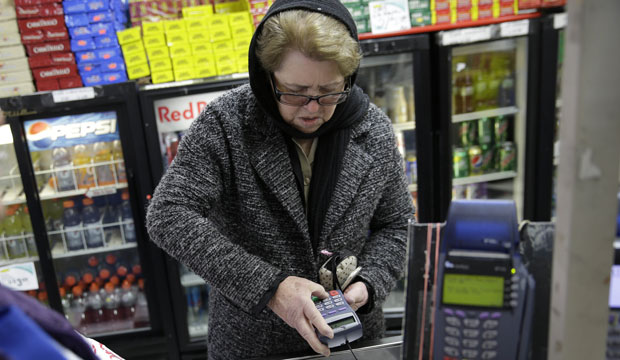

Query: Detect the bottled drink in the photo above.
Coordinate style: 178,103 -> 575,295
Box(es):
480,144 -> 496,173
494,115 -> 510,143
68,286 -> 86,328
460,70 -> 475,113
477,117 -> 494,145
73,144 -> 95,189
20,206 -> 37,256
388,86 -> 408,124
101,202 -> 120,244
51,146 -> 76,191
62,200 -> 84,251
453,148 -> 469,178
112,140 -> 126,183
499,142 -> 517,171
468,145 -> 484,176
164,132 -> 179,165
45,200 -> 64,253
93,142 -> 115,186
499,70 -> 515,107
120,191 -> 136,243
83,283 -> 104,326
133,279 -> 149,328
63,269 -> 82,289
102,282 -> 120,324
119,280 -> 137,320
82,198 -> 104,248
4,206 -> 27,259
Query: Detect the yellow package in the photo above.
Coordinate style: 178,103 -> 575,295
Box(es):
191,42 -> 213,55
149,57 -> 172,72
174,67 -> 196,81
166,30 -> 189,46
195,63 -> 217,78
235,49 -> 249,66
127,63 -> 150,80
230,23 -> 253,38
211,40 -> 233,53
216,60 -> 237,76
142,21 -> 164,36
143,33 -> 166,48
185,18 -> 207,32
123,50 -> 148,68
228,11 -> 250,26
164,19 -> 186,33
232,36 -> 252,51
172,57 -> 194,70
146,46 -> 169,60
188,30 -> 210,44
169,43 -> 192,58
121,40 -> 144,55
214,51 -> 235,64
237,61 -> 248,73
215,2 -> 242,14
151,70 -> 174,84
206,14 -> 228,28
193,52 -> 216,68
116,27 -> 142,45
209,25 -> 231,42
182,4 -> 214,18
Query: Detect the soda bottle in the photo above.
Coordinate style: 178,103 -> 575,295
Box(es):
112,140 -> 126,183
102,282 -> 121,325
101,202 -> 120,244
4,206 -> 27,259
460,70 -> 475,113
63,269 -> 82,290
133,279 -> 149,328
119,280 -> 137,320
68,286 -> 86,329
120,191 -> 136,243
62,200 -> 84,251
20,206 -> 37,256
51,146 -> 76,191
73,144 -> 95,189
82,197 -> 104,248
45,200 -> 64,253
37,290 -> 49,307
164,132 -> 179,165
83,283 -> 104,326
93,142 -> 116,186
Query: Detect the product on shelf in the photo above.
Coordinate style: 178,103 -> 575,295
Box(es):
0,3 -> 35,96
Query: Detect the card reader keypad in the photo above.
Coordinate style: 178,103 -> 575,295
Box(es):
315,290 -> 349,318
442,308 -> 501,359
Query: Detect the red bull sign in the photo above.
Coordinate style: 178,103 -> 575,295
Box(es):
153,91 -> 226,133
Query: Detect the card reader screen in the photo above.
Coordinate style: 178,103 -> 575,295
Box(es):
443,273 -> 504,307
329,316 -> 356,329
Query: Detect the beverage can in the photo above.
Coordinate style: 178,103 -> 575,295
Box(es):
458,122 -> 470,147
478,117 -> 493,144
499,141 -> 517,171
453,147 -> 469,178
452,185 -> 467,199
480,143 -> 496,173
494,115 -> 510,143
468,145 -> 483,176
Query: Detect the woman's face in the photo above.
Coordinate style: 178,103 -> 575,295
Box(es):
272,50 -> 346,134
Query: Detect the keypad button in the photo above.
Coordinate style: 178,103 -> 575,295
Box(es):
328,310 -> 336,315
481,350 -> 498,359
482,330 -> 498,340
479,312 -> 490,319
444,346 -> 460,357
464,318 -> 480,328
510,292 -> 519,299
338,307 -> 346,311
325,305 -> 334,309
462,349 -> 479,358
332,295 -> 342,300
324,301 -> 333,305
335,301 -> 344,306
490,312 -> 502,319
510,300 -> 518,307
511,283 -> 519,291
445,326 -> 461,337
482,340 -> 498,350
329,290 -> 339,296
444,308 -> 455,316
483,320 -> 499,330
446,316 -> 461,327
456,310 -> 466,318
462,339 -> 479,348
445,336 -> 460,347
463,329 -> 480,338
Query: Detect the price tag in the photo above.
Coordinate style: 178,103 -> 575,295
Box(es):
500,20 -> 530,38
369,0 -> 411,35
554,13 -> 567,29
441,26 -> 493,46
0,262 -> 39,291
86,186 -> 118,198
52,87 -> 95,103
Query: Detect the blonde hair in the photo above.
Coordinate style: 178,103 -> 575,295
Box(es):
256,10 -> 362,78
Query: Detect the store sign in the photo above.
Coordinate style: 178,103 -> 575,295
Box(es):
52,87 -> 95,103
0,262 -> 39,291
368,0 -> 411,35
500,20 -> 530,38
554,13 -> 567,29
440,26 -> 493,46
153,91 -> 227,133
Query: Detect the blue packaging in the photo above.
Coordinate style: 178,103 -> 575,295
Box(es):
88,11 -> 113,24
110,0 -> 129,11
96,46 -> 121,61
63,0 -> 88,14
78,62 -> 101,74
65,14 -> 90,27
82,73 -> 104,86
102,71 -> 127,84
90,22 -> 114,37
99,58 -> 125,73
71,37 -> 96,52
87,0 -> 109,12
115,11 -> 128,24
75,50 -> 97,64
94,35 -> 118,48
113,22 -> 126,31
69,25 -> 93,39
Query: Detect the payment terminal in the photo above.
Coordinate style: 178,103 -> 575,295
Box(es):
314,289 -> 363,348
433,200 -> 535,360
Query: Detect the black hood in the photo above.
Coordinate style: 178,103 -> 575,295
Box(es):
248,0 -> 363,136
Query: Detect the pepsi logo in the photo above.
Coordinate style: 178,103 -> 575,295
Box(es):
27,121 -> 53,149
27,119 -> 117,149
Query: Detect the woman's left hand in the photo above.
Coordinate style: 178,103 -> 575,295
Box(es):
343,282 -> 368,311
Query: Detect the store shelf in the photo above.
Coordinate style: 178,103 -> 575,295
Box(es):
39,182 -> 128,201
140,72 -> 249,91
0,256 -> 39,267
1,185 -> 25,205
408,184 -> 418,192
452,106 -> 519,123
392,121 -> 415,132
52,242 -> 137,259
360,53 -> 413,69
453,171 -> 517,186
181,273 -> 206,287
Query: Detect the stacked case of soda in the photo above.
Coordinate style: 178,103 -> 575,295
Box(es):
63,0 -> 130,87
0,1 -> 33,97
339,0 -> 370,34
15,0 -> 81,91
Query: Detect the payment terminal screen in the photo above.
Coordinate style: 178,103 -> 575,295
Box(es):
609,265 -> 620,308
443,273 -> 504,307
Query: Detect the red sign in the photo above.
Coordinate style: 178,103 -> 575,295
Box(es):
153,91 -> 227,133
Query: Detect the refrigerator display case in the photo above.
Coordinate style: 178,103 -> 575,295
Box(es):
434,18 -> 542,221
138,76 -> 248,355
0,82 -> 178,359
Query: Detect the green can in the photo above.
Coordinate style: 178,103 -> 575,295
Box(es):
499,141 -> 517,171
453,147 -> 469,178
458,121 -> 477,147
494,115 -> 510,143
480,143 -> 496,173
478,117 -> 494,144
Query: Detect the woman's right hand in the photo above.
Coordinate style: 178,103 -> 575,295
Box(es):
267,276 -> 334,357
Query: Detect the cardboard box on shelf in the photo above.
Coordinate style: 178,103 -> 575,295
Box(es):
151,69 -> 173,84
32,63 -> 78,81
433,9 -> 453,24
164,18 -> 186,33
230,22 -> 253,38
456,6 -> 473,22
123,49 -> 147,68
71,37 -> 96,52
182,4 -> 213,18
116,26 -> 141,45
209,25 -> 231,42
188,30 -> 209,43
0,6 -> 16,21
193,52 -> 215,68
36,78 -> 59,91
15,3 -> 63,19
146,45 -> 169,59
15,0 -> 59,6
232,36 -> 251,51
121,39 -> 144,55
26,40 -> 71,57
28,52 -> 75,68
216,60 -> 236,76
477,4 -> 494,19
58,76 -> 82,89
205,14 -> 228,28
0,19 -> 18,34
169,42 -> 191,58
142,21 -> 164,36
166,30 -> 189,46
0,81 -> 34,97
94,35 -> 118,48
0,69 -> 32,85
410,10 -> 431,27
149,56 -> 171,72
0,33 -> 21,47
0,57 -> 29,73
408,0 -> 430,10
143,33 -> 166,48
499,2 -> 515,16
127,62 -> 150,79
18,15 -> 64,32
0,44 -> 26,61
172,56 -> 193,70
173,66 -> 195,81
212,40 -> 233,53
433,0 -> 450,11
195,63 -> 216,78
185,18 -> 206,32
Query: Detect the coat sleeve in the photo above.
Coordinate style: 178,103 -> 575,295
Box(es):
146,107 -> 283,314
356,126 -> 415,311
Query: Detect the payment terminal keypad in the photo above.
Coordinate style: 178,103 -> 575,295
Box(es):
442,307 -> 501,360
314,290 -> 348,317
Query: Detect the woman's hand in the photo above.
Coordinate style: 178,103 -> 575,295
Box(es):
343,282 -> 368,311
267,276 -> 334,357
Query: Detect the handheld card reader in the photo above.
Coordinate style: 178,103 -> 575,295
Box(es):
433,200 -> 535,360
314,289 -> 363,348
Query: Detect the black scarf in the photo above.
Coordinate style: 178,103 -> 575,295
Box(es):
248,0 -> 370,251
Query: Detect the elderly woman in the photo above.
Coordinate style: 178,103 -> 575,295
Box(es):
146,0 -> 414,358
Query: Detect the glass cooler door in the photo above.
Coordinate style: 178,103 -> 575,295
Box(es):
22,111 -> 151,337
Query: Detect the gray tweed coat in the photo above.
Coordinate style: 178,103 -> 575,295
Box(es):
146,84 -> 414,359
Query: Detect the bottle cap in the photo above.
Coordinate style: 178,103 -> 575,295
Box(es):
63,200 -> 75,208
37,291 -> 48,302
90,283 -> 99,293
104,282 -> 115,293
105,253 -> 116,265
72,285 -> 83,297
121,280 -> 131,290
82,272 -> 94,284
116,265 -> 128,277
132,264 -> 141,275
82,197 -> 94,206
125,273 -> 135,284
121,191 -> 129,200
64,275 -> 77,287
99,268 -> 111,280
87,256 -> 99,268
110,275 -> 120,286
59,287 -> 66,297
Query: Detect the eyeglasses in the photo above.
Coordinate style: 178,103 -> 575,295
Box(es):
270,73 -> 350,106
